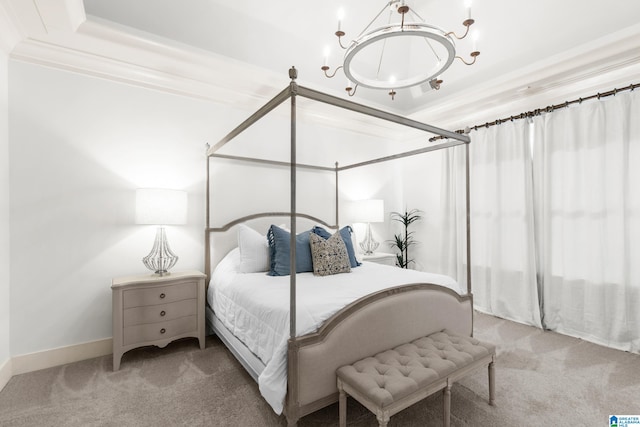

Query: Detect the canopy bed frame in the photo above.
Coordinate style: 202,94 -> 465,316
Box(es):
205,67 -> 472,426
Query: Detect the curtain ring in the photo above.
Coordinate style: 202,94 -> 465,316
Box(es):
597,92 -> 601,99
613,88 -> 618,96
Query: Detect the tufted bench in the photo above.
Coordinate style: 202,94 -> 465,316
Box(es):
336,329 -> 496,427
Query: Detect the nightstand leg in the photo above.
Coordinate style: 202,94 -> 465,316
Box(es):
113,352 -> 122,371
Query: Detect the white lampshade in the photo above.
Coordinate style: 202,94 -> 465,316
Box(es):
353,199 -> 384,223
135,188 -> 187,225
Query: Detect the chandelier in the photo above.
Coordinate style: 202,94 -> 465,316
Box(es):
321,0 -> 480,100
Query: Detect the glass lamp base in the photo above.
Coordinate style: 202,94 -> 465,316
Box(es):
359,222 -> 379,255
142,227 -> 179,276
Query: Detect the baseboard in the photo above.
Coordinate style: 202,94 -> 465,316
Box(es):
11,338 -> 112,376
0,357 -> 11,392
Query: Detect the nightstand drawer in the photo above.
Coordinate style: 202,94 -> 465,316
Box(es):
123,298 -> 197,326
123,315 -> 197,345
123,281 -> 196,308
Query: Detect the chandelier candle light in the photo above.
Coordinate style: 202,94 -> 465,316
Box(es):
321,0 -> 480,99
135,188 -> 187,276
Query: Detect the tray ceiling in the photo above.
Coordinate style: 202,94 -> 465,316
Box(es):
1,0 -> 639,133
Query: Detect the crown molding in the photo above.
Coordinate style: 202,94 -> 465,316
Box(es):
11,35 -> 256,105
33,0 -> 85,32
411,23 -> 640,130
0,0 -> 24,54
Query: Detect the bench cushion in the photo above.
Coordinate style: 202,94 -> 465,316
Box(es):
336,329 -> 496,408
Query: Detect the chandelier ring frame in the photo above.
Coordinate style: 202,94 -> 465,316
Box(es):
342,22 -> 456,90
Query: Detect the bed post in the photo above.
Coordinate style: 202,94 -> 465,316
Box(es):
464,140 -> 474,336
335,162 -> 339,228
287,66 -> 300,427
465,142 -> 471,296
205,149 -> 211,280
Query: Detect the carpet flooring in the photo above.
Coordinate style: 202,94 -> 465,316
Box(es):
1,312 -> 639,426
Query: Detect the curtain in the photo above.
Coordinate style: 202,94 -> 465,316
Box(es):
441,120 -> 541,327
440,145 -> 468,291
534,90 -> 640,352
470,121 -> 541,327
441,89 -> 640,350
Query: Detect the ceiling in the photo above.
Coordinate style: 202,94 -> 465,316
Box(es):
1,0 -> 639,133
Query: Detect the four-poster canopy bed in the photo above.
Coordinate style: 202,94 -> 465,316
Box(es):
205,67 -> 472,426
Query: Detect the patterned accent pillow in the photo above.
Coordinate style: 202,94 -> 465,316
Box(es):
312,225 -> 361,268
309,232 -> 351,276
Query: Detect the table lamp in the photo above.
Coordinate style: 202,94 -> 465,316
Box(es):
135,188 -> 187,275
353,199 -> 384,255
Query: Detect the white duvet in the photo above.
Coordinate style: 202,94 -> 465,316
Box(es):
207,248 -> 462,414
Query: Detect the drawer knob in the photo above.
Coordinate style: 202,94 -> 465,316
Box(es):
160,328 -> 166,334
160,310 -> 166,317
159,293 -> 166,299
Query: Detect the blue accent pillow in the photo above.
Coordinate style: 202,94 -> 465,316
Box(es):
267,225 -> 314,276
312,226 -> 361,268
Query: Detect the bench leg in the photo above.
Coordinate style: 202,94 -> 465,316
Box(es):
488,360 -> 496,406
376,410 -> 390,427
338,379 -> 347,427
443,383 -> 451,427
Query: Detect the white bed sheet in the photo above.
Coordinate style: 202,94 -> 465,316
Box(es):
207,248 -> 462,415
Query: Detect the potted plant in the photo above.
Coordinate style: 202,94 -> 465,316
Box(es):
388,209 -> 422,268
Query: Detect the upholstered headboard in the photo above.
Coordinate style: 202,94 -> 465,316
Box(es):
206,213 -> 337,279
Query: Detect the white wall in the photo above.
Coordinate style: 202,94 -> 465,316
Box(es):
7,61 -> 245,356
388,149 -> 445,273
0,42 -> 10,368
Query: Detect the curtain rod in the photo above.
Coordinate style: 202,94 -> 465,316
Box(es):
429,82 -> 640,142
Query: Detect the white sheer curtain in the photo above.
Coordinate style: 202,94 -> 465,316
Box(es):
440,145 -> 468,292
534,90 -> 640,352
441,120 -> 541,327
470,121 -> 541,327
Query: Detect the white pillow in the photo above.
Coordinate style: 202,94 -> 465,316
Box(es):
350,226 -> 364,264
214,247 -> 241,276
237,224 -> 270,273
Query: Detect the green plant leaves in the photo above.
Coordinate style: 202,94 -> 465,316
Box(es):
387,209 -> 422,268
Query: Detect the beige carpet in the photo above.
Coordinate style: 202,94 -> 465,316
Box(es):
1,312 -> 639,426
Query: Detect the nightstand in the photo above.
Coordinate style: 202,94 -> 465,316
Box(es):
362,252 -> 397,267
111,270 -> 206,370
